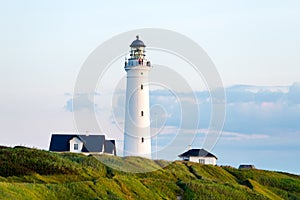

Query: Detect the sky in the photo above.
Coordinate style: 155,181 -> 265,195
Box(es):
0,1 -> 300,174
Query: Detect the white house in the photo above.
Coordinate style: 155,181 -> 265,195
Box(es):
178,148 -> 217,165
49,134 -> 116,156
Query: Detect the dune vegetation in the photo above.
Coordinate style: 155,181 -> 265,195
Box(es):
0,146 -> 299,199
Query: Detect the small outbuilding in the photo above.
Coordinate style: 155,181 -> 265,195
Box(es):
49,134 -> 116,156
239,164 -> 256,169
178,148 -> 217,165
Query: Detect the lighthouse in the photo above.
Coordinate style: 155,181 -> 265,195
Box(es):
123,36 -> 152,158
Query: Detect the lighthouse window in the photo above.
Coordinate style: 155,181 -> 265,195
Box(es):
141,111 -> 144,116
141,137 -> 144,143
141,72 -> 143,75
141,84 -> 143,90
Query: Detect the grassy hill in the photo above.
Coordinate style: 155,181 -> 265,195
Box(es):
0,146 -> 299,199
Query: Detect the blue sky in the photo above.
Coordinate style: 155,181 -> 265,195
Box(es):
0,1 -> 300,174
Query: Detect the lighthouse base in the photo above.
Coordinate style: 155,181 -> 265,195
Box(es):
123,134 -> 152,159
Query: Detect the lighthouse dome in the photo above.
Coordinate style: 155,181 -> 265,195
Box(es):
130,35 -> 146,47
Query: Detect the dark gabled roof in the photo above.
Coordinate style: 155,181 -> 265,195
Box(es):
49,134 -> 114,153
79,135 -> 105,152
178,148 -> 217,159
104,140 -> 116,155
49,134 -> 75,152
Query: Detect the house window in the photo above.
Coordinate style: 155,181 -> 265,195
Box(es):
141,72 -> 143,75
199,159 -> 205,164
74,143 -> 79,150
141,137 -> 144,143
141,84 -> 143,90
141,111 -> 144,116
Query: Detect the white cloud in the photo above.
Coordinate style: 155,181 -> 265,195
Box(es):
63,83 -> 300,144
220,131 -> 269,141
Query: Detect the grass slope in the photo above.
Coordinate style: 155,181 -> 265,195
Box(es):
0,146 -> 299,199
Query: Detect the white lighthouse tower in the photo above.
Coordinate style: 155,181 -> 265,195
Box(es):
123,36 -> 152,158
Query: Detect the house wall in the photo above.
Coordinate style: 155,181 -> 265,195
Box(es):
189,156 -> 217,165
69,137 -> 83,153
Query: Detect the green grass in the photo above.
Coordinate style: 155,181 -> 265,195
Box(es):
0,147 -> 81,177
224,167 -> 300,199
0,146 -> 300,199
